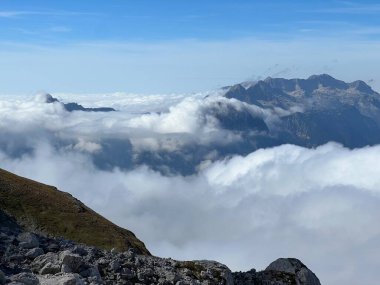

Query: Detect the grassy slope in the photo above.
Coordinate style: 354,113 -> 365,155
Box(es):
0,168 -> 150,255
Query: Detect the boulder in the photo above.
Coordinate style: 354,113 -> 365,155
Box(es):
10,272 -> 40,285
26,248 -> 44,259
17,233 -> 39,249
32,252 -> 60,275
59,251 -> 84,273
266,258 -> 321,285
38,273 -> 84,285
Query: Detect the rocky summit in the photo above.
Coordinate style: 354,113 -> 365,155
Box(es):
37,93 -> 116,112
224,74 -> 380,148
0,168 -> 321,284
0,209 -> 321,285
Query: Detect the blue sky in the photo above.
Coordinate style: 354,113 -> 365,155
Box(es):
2,0 -> 380,43
1,0 -> 380,93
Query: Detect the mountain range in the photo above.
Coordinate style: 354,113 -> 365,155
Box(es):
43,93 -> 116,112
223,74 -> 380,148
2,74 -> 378,176
128,74 -> 380,174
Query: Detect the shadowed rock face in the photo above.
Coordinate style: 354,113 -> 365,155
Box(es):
63,102 -> 115,112
233,258 -> 320,285
0,168 -> 149,254
233,258 -> 321,285
266,258 -> 321,285
225,74 -> 379,107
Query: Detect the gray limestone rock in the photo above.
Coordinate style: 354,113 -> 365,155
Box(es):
2,214 -> 322,285
59,251 -> 83,273
26,248 -> 44,259
10,272 -> 40,285
17,233 -> 39,249
38,273 -> 84,285
32,252 -> 61,275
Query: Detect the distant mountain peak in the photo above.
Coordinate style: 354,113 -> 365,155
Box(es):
225,74 -> 377,102
307,73 -> 336,81
34,92 -> 59,104
34,92 -> 116,112
349,80 -> 374,93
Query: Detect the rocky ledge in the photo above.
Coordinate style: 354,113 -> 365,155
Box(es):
0,211 -> 320,285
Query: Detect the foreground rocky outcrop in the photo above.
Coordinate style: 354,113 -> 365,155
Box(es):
0,213 -> 230,285
0,169 -> 321,284
233,258 -> 321,285
0,168 -> 149,254
1,210 -> 321,285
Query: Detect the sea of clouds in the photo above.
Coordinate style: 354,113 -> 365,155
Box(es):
1,92 -> 380,285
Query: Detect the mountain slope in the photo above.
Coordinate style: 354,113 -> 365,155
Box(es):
224,74 -> 380,149
0,168 -> 149,255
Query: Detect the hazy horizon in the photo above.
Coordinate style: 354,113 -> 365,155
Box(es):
1,0 -> 380,93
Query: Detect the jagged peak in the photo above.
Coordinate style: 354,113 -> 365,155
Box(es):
307,73 -> 336,81
33,92 -> 60,104
229,83 -> 246,91
227,74 -> 379,96
349,80 -> 375,94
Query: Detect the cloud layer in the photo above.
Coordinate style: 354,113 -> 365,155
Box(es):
0,92 -> 283,174
1,93 -> 380,285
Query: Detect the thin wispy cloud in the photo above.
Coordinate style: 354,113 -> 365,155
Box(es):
317,2 -> 380,14
351,27 -> 380,35
0,11 -> 26,18
48,26 -> 71,33
0,10 -> 99,19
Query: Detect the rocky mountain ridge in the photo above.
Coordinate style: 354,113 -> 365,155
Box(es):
2,75 -> 379,176
40,93 -> 115,112
0,209 -> 321,285
113,74 -> 380,175
223,74 -> 380,148
0,169 -> 322,284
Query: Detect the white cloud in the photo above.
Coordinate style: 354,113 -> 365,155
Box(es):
0,10 -> 98,18
1,142 -> 380,285
71,138 -> 102,153
0,92 -> 271,156
1,93 -> 380,284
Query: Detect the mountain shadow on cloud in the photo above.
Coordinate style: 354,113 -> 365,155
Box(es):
92,138 -> 134,171
132,134 -> 282,175
43,93 -> 116,112
279,105 -> 380,148
0,133 -> 34,158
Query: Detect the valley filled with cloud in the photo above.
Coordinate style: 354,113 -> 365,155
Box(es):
1,92 -> 380,285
